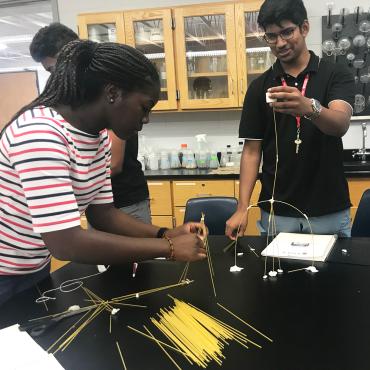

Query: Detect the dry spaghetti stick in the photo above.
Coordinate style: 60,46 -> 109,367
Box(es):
109,313 -> 112,334
127,325 -> 191,358
29,304 -> 97,322
144,325 -> 183,370
58,302 -> 108,352
178,262 -> 189,283
287,267 -> 307,274
217,303 -> 273,343
112,302 -> 147,309
116,341 -> 128,370
47,306 -> 97,353
111,280 -> 193,302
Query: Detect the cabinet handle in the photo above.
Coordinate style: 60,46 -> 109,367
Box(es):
240,78 -> 244,96
231,78 -> 234,96
196,193 -> 212,197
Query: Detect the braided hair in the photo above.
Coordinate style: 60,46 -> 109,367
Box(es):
3,40 -> 159,135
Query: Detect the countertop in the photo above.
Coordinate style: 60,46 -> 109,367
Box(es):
2,236 -> 370,370
144,149 -> 370,179
145,162 -> 370,179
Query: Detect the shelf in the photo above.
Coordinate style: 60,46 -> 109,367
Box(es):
135,39 -> 164,46
188,72 -> 227,77
186,50 -> 226,58
247,69 -> 265,74
144,52 -> 165,60
185,35 -> 226,42
245,32 -> 264,39
246,46 -> 271,53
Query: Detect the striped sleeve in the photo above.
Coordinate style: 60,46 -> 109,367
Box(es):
6,120 -> 81,233
90,129 -> 113,205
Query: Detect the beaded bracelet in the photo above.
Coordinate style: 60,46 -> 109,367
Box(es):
164,236 -> 175,261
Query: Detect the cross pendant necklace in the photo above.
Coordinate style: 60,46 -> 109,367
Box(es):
294,130 -> 302,154
281,73 -> 310,155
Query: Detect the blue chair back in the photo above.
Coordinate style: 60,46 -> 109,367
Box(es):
184,196 -> 238,235
351,189 -> 370,237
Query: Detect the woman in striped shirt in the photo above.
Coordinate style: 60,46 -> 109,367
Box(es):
0,40 -> 206,305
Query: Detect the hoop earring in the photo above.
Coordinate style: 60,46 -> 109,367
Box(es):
109,97 -> 114,104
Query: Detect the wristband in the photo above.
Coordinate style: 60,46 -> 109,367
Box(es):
164,236 -> 175,261
156,227 -> 169,239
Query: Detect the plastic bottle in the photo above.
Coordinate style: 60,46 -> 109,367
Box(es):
159,151 -> 170,170
185,149 -> 197,169
148,152 -> 159,170
170,150 -> 181,169
179,143 -> 188,168
209,151 -> 219,169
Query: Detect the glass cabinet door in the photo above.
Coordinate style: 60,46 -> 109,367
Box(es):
77,12 -> 125,44
174,4 -> 238,109
235,2 -> 275,106
124,9 -> 177,110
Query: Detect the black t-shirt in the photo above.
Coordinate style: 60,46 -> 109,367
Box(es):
111,134 -> 149,208
239,51 -> 355,217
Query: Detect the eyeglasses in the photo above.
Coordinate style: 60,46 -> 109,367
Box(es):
263,26 -> 297,44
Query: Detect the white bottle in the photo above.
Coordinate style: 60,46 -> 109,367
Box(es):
159,151 -> 170,170
148,153 -> 159,170
186,150 -> 197,169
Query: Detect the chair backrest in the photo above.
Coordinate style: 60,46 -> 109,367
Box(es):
183,196 -> 238,235
351,189 -> 370,237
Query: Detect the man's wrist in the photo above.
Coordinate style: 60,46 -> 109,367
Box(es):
304,98 -> 322,120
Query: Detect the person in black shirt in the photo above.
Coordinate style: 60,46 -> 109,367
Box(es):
226,0 -> 355,239
30,23 -> 151,224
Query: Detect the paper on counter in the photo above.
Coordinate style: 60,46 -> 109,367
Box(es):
0,324 -> 64,370
261,232 -> 337,262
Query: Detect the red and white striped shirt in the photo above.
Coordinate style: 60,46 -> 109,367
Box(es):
0,107 -> 113,275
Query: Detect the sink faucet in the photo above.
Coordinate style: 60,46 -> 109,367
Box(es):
352,122 -> 370,163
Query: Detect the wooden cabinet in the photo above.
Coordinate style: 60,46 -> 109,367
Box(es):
148,181 -> 174,227
174,207 -> 186,227
174,3 -> 238,109
173,180 -> 234,206
235,179 -> 261,235
77,1 -> 272,111
235,1 -> 275,106
124,9 -> 177,110
348,178 -> 370,223
78,12 -> 125,43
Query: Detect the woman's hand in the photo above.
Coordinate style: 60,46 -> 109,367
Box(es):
166,222 -> 208,240
170,234 -> 207,262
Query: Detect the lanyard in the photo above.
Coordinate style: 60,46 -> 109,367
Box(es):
280,73 -> 309,129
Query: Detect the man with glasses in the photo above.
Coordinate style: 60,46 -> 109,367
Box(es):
226,0 -> 355,238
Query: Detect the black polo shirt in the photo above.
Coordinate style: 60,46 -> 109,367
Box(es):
111,134 -> 149,208
239,51 -> 355,217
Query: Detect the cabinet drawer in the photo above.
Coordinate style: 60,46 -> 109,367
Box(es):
235,180 -> 261,205
348,178 -> 370,207
151,215 -> 174,228
245,207 -> 261,236
50,257 -> 69,273
80,215 -> 88,229
173,180 -> 234,206
148,181 -> 172,215
174,207 -> 186,226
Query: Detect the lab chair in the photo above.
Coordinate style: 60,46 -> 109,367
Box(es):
351,189 -> 370,237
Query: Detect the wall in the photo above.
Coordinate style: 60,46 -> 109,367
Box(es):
58,0 -> 370,152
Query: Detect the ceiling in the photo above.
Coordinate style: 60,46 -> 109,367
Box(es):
0,0 -> 53,70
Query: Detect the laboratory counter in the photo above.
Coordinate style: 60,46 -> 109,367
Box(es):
1,236 -> 370,370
